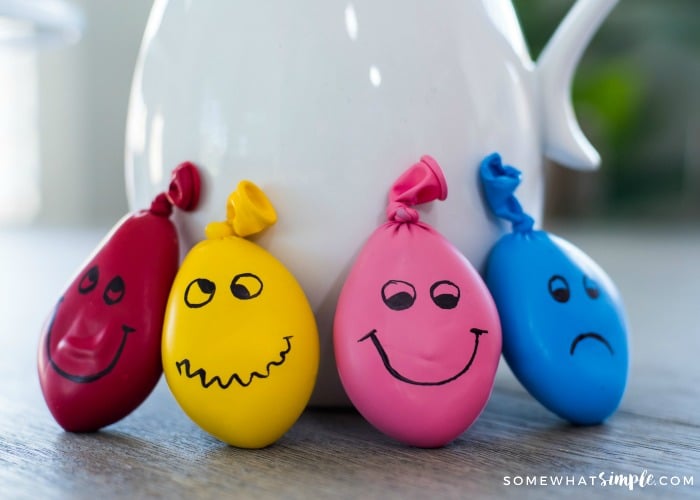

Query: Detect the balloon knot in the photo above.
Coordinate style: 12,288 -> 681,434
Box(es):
479,152 -> 534,233
149,193 -> 173,216
387,203 -> 420,223
149,161 -> 201,217
205,180 -> 277,239
386,155 -> 447,223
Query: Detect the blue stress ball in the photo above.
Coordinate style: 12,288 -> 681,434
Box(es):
479,153 -> 629,425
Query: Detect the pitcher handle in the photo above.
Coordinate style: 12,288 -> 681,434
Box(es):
536,0 -> 619,170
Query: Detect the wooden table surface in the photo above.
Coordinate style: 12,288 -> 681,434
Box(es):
1,223 -> 698,499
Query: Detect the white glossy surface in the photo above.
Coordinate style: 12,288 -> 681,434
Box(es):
125,0 -> 616,405
538,0 -> 618,167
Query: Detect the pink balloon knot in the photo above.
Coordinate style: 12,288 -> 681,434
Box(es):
387,203 -> 420,223
386,155 -> 447,223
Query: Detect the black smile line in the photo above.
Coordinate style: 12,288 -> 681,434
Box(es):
570,332 -> 614,356
357,328 -> 487,386
46,298 -> 136,384
175,336 -> 293,389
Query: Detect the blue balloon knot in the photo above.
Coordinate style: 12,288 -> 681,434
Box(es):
479,153 -> 534,233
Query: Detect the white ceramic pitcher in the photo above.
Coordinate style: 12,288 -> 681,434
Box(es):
125,0 -> 618,405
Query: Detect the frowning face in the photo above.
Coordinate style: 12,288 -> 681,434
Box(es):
162,237 -> 319,449
334,224 -> 502,448
37,213 -> 179,432
485,231 -> 629,425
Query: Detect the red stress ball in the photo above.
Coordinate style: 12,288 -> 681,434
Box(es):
37,162 -> 200,432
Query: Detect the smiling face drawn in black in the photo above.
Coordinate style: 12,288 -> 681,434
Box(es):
176,272 -> 292,389
547,274 -> 614,356
358,279 -> 488,386
46,265 -> 135,383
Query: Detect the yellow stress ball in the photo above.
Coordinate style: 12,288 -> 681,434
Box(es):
162,181 -> 319,448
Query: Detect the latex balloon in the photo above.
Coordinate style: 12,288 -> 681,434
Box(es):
480,153 -> 629,425
162,181 -> 319,449
334,156 -> 502,448
38,162 -> 201,432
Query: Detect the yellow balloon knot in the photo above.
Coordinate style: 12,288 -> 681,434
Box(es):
204,221 -> 234,239
205,180 -> 277,239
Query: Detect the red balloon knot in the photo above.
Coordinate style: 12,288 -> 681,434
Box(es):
166,161 -> 201,212
148,161 -> 201,217
149,193 -> 173,217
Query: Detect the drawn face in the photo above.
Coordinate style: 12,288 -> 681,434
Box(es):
45,265 -> 133,384
357,279 -> 488,387
547,273 -> 615,356
162,237 -> 319,449
334,225 -> 501,447
485,231 -> 629,425
37,213 -> 179,432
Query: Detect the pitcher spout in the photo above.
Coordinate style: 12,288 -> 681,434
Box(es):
536,0 -> 619,170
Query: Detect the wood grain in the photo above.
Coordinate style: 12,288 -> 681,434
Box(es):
0,225 -> 698,499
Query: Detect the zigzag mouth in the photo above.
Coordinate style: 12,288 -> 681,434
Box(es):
175,336 -> 293,389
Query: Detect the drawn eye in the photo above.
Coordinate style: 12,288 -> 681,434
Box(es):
78,266 -> 99,294
548,275 -> 570,303
103,276 -> 125,305
430,280 -> 460,309
230,273 -> 263,300
381,280 -> 416,311
184,278 -> 216,308
583,275 -> 600,299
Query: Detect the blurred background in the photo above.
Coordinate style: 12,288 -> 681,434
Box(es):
513,0 -> 700,223
0,0 -> 698,228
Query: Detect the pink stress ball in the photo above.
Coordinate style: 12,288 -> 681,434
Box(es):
334,156 -> 502,448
